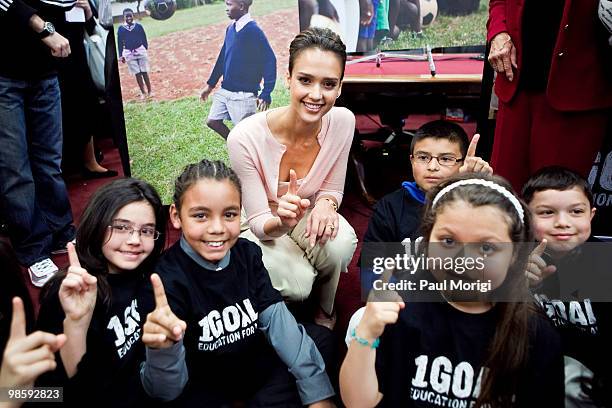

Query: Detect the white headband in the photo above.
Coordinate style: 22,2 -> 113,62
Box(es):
432,179 -> 525,223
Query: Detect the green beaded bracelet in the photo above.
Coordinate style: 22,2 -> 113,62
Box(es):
350,328 -> 380,349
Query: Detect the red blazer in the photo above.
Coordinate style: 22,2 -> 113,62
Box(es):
487,0 -> 612,111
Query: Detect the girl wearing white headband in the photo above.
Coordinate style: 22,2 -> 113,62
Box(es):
340,173 -> 564,408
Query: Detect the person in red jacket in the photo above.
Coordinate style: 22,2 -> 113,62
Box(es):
487,0 -> 612,192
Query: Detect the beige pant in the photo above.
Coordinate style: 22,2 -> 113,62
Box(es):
241,211 -> 358,315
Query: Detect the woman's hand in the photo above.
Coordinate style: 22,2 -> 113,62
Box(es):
277,169 -> 310,229
305,197 -> 338,247
59,243 -> 97,327
0,298 -> 66,389
488,32 -> 517,82
75,0 -> 93,21
142,274 -> 186,349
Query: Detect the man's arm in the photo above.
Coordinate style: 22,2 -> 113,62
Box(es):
1,0 -> 36,26
1,0 -> 71,57
30,14 -> 71,57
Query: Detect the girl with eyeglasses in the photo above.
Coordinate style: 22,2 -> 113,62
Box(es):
35,178 -> 166,405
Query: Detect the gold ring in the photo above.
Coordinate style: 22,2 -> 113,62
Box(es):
328,224 -> 335,230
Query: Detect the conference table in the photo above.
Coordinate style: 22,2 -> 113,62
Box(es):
338,48 -> 486,121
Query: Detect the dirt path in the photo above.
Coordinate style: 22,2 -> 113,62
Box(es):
119,8 -> 299,102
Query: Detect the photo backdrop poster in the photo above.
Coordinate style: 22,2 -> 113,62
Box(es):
309,0 -> 491,199
114,0 -> 299,203
298,0 -> 487,54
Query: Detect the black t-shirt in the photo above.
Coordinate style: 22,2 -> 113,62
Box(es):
361,188 -> 424,293
364,188 -> 424,244
154,238 -> 283,398
520,0 -> 565,90
36,270 -> 155,406
534,237 -> 612,382
375,302 -> 564,407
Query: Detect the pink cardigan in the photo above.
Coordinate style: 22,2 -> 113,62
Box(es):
227,106 -> 356,240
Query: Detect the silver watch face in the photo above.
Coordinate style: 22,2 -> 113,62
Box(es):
44,22 -> 55,34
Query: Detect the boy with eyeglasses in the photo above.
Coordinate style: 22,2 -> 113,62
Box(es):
362,120 -> 492,244
345,120 -> 493,347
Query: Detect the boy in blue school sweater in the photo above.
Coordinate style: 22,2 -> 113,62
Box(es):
117,8 -> 152,99
200,0 -> 276,139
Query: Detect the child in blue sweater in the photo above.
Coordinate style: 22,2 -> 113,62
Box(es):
117,8 -> 152,100
200,0 -> 277,139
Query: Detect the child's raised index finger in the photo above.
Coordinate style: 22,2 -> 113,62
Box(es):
533,239 -> 548,258
466,134 -> 480,158
67,242 -> 81,268
151,273 -> 169,308
9,297 -> 26,340
288,169 -> 298,195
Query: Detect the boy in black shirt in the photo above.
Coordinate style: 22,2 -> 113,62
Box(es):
359,121 -> 491,296
523,166 -> 612,407
363,120 -> 491,245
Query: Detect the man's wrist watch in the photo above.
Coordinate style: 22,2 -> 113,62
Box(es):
38,21 -> 55,39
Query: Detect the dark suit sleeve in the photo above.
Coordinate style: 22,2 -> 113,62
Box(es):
0,0 -> 37,27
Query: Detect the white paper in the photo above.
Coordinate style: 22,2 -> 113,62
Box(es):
65,7 -> 86,22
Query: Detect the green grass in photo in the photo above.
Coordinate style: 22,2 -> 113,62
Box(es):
124,0 -> 296,39
125,82 -> 290,202
124,0 -> 489,202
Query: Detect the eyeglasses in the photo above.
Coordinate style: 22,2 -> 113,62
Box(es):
411,153 -> 464,167
108,224 -> 160,240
